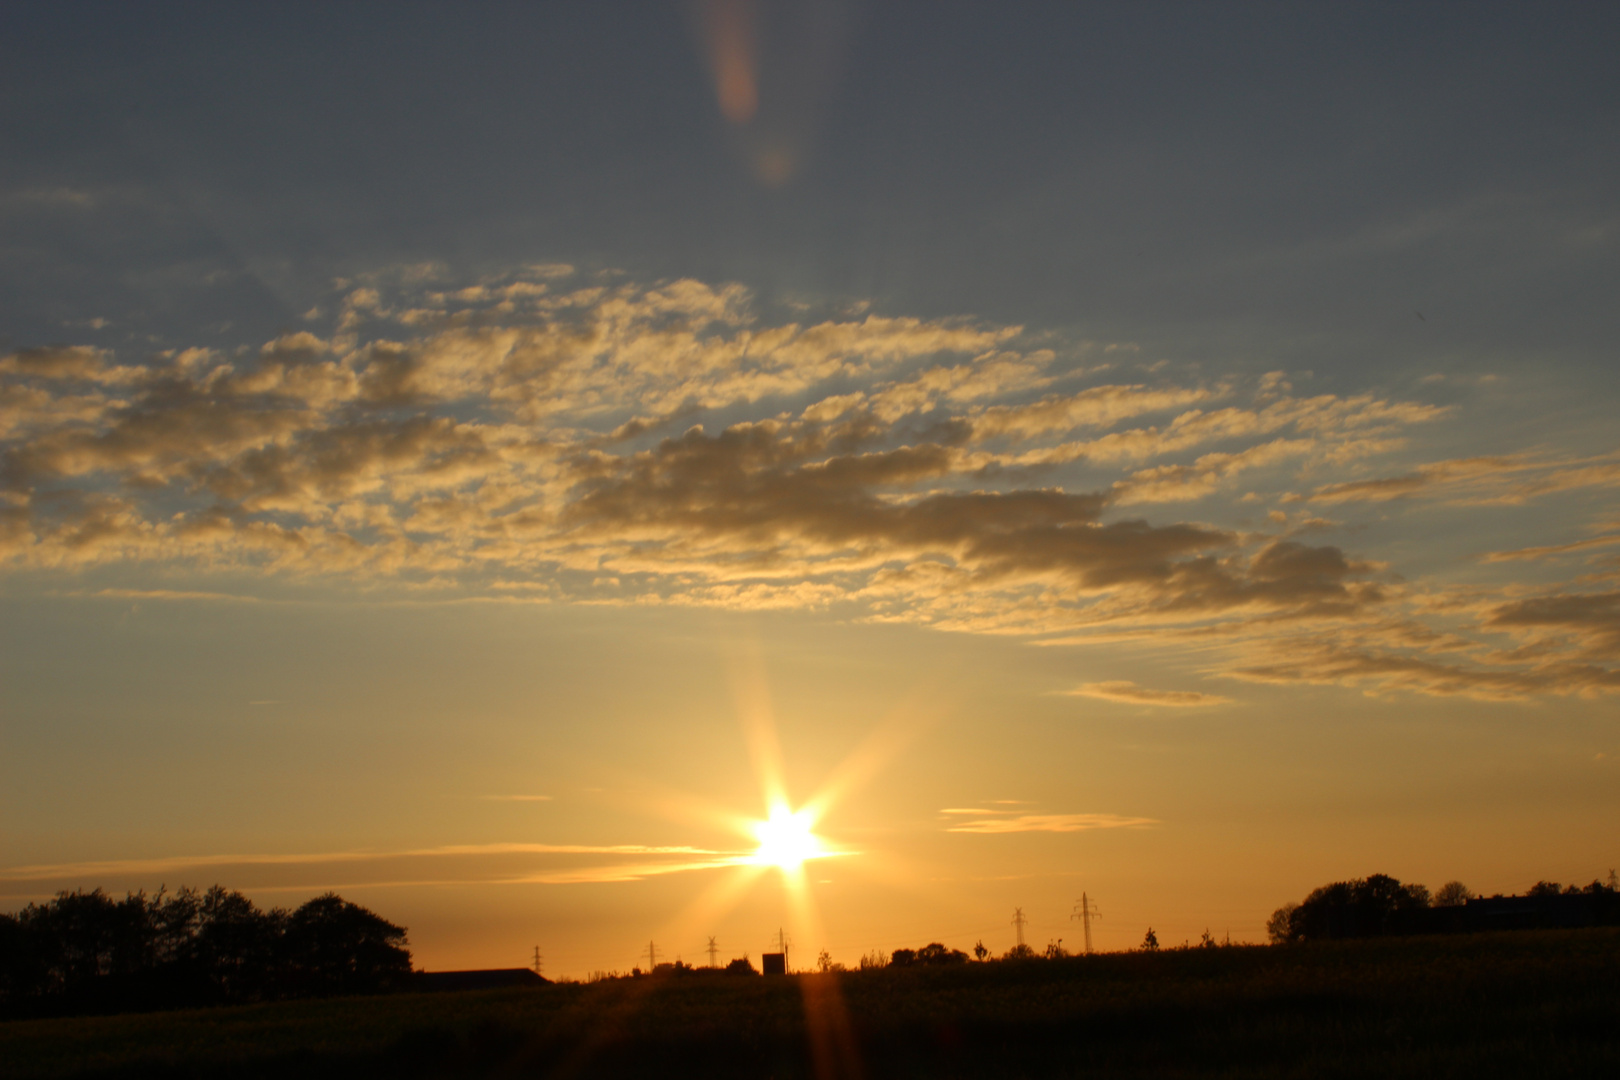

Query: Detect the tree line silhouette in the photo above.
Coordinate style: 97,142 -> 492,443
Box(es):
1268,873 -> 1620,943
0,886 -> 412,1017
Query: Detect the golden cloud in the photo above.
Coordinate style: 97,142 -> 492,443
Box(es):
1065,681 -> 1234,707
945,813 -> 1158,834
3,268 -> 1615,701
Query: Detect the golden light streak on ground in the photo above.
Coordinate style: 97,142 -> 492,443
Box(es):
776,852 -> 863,1079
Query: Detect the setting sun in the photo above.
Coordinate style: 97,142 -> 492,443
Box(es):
750,805 -> 825,872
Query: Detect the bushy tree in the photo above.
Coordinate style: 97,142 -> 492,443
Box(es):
1433,881 -> 1473,907
280,893 -> 411,997
1266,903 -> 1299,944
1273,874 -> 1431,943
884,943 -> 968,967
191,886 -> 282,1000
915,942 -> 968,965
1140,928 -> 1159,951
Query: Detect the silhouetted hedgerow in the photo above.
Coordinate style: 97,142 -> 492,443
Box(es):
1269,873 -> 1620,943
0,886 -> 411,1018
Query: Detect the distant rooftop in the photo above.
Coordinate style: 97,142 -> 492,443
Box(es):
414,969 -> 549,992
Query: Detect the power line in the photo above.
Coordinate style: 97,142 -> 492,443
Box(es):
1071,892 -> 1102,954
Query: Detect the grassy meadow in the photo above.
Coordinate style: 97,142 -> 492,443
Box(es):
3,929 -> 1617,1078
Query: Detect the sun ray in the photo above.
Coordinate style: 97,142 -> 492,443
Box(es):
726,635 -> 791,812
801,686 -> 946,824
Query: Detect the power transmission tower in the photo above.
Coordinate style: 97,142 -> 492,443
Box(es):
532,946 -> 543,977
706,935 -> 719,968
1070,893 -> 1101,954
775,927 -> 792,971
646,940 -> 659,969
1012,907 -> 1027,950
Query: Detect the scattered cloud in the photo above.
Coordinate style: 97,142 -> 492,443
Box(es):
1065,681 -> 1234,707
1480,534 -> 1620,563
946,813 -> 1158,834
1,266 -> 1615,701
75,588 -> 267,604
1310,452 -> 1620,506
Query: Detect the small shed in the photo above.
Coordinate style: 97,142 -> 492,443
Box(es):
761,952 -> 787,975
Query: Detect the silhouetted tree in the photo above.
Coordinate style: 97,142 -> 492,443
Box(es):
1266,903 -> 1298,944
191,886 -> 282,1001
0,911 -> 38,1000
1275,874 -> 1431,942
972,940 -> 989,962
280,894 -> 412,997
916,942 -> 969,965
724,956 -> 757,975
1141,928 -> 1159,951
1433,881 -> 1473,907
0,885 -> 411,1017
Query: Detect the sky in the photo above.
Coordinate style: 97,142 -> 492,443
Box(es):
1,1 -> 1618,975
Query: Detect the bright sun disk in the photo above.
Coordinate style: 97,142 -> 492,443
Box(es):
750,805 -> 824,872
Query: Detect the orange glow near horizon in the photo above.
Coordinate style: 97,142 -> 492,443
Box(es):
645,646 -> 940,973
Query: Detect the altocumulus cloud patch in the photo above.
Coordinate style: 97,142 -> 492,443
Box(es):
3,265 -> 1619,702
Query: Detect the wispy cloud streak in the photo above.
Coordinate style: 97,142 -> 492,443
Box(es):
945,813 -> 1158,834
0,842 -> 746,884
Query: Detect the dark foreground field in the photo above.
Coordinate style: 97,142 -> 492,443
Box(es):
4,930 -> 1617,1079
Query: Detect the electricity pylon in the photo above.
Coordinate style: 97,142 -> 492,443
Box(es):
1071,893 -> 1101,954
532,946 -> 543,977
646,940 -> 659,969
707,935 -> 719,968
1012,907 -> 1027,950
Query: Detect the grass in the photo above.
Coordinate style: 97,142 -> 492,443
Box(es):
3,929 -> 1617,1078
